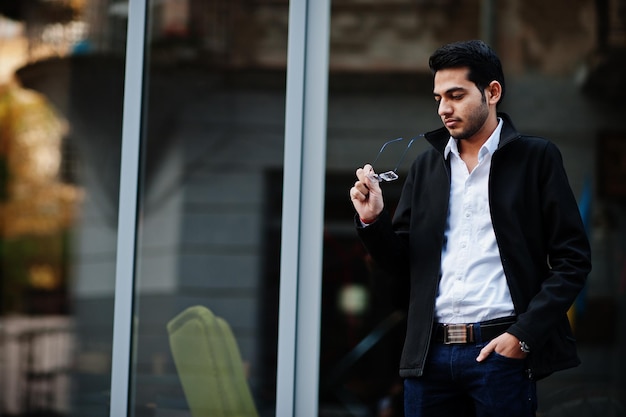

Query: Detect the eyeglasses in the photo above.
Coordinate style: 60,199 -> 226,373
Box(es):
368,135 -> 423,182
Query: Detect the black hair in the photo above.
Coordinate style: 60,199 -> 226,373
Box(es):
429,40 -> 506,106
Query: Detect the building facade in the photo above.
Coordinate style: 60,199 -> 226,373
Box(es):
0,0 -> 625,416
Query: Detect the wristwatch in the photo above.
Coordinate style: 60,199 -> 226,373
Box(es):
519,340 -> 531,353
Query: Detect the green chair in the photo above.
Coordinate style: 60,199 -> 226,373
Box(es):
166,306 -> 259,417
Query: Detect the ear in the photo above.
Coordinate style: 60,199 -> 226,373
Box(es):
486,81 -> 502,105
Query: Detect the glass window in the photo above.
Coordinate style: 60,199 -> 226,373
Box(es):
0,1 -> 127,416
320,3 -> 448,415
128,1 -> 289,416
322,1 -> 625,416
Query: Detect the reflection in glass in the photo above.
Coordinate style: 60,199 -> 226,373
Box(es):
129,1 -> 288,416
0,1 -> 127,415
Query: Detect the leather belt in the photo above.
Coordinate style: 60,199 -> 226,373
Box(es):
433,317 -> 516,344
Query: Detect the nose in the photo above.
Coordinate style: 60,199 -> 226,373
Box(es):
438,98 -> 452,117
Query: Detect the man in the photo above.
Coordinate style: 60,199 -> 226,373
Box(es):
349,40 -> 591,417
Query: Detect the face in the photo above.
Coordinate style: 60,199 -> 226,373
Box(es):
433,67 -> 495,142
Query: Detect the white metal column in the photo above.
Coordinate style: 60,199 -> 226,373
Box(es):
276,0 -> 331,415
109,0 -> 147,415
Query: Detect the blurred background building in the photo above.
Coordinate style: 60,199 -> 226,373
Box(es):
0,0 -> 624,416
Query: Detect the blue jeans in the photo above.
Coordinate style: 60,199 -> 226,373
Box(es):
404,342 -> 537,417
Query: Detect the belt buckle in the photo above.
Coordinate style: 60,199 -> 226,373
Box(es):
443,323 -> 474,344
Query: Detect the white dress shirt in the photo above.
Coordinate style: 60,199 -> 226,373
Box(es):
436,118 -> 516,324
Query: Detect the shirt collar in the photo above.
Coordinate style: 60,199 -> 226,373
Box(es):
444,117 -> 503,160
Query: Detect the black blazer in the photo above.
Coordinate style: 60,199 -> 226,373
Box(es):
357,113 -> 591,380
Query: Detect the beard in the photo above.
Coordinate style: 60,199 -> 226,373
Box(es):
450,96 -> 490,140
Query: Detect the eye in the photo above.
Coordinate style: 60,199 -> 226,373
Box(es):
451,94 -> 464,100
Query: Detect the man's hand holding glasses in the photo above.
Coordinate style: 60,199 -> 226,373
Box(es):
351,163 -> 385,224
350,136 -> 421,224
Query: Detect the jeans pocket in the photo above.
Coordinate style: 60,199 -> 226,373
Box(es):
492,351 -> 526,365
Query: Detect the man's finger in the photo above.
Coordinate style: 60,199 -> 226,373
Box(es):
350,186 -> 366,202
476,341 -> 495,362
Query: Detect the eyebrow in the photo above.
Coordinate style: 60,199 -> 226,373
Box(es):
433,86 -> 467,97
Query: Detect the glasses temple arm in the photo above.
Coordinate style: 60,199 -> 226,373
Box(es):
392,134 -> 423,172
371,137 -> 403,167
